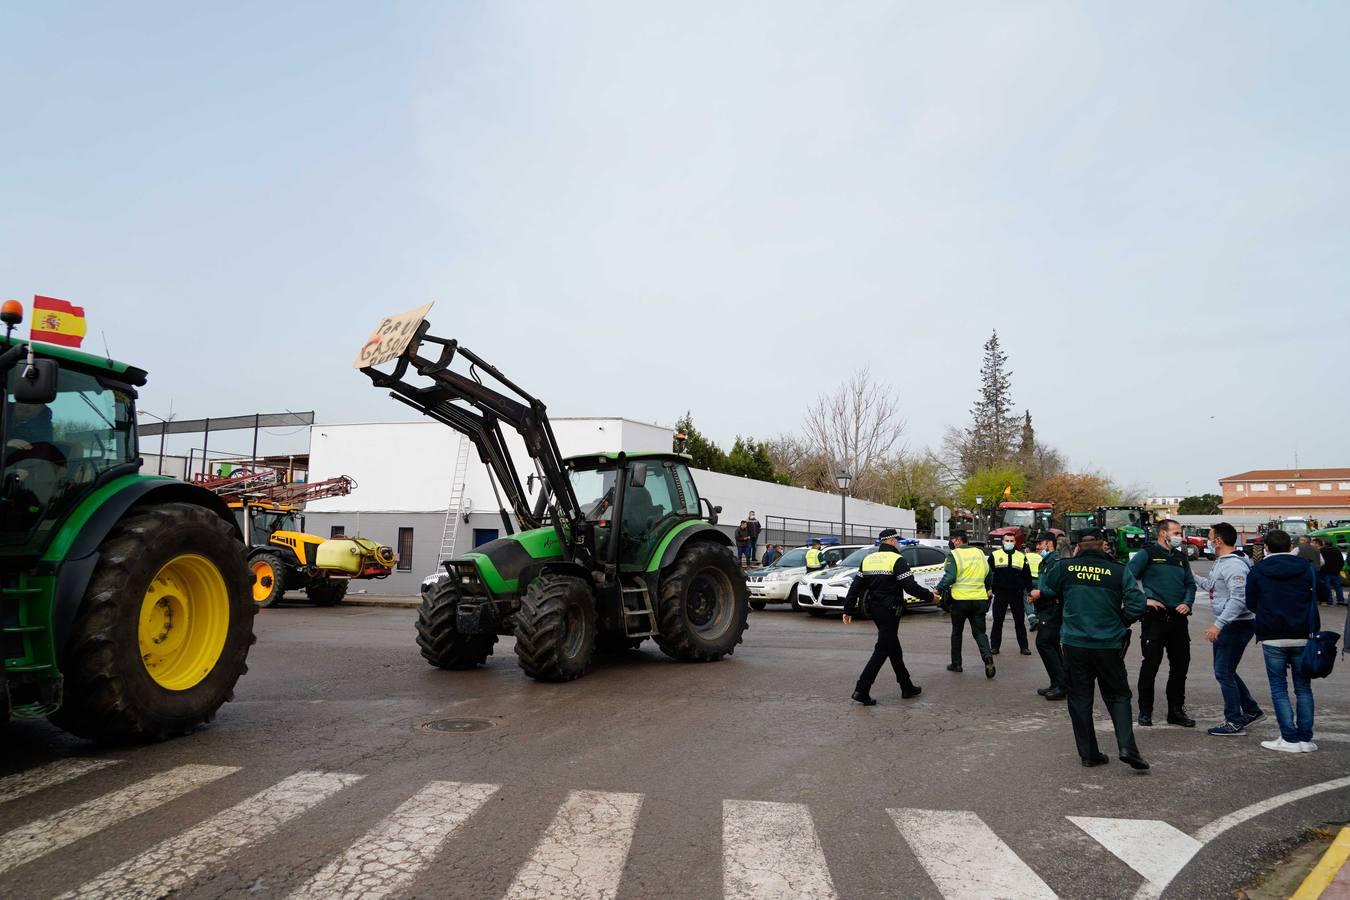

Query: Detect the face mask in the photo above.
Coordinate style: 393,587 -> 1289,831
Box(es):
1041,549 -> 1051,557
1167,535 -> 1183,550
947,541 -> 955,550
1002,542 -> 1016,551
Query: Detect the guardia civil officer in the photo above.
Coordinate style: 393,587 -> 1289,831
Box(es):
1127,518 -> 1197,727
988,534 -> 1034,655
805,539 -> 825,572
1027,534 -> 1066,700
935,530 -> 996,678
843,529 -> 933,705
1038,529 -> 1150,770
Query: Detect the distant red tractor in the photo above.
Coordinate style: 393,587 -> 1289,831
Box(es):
988,502 -> 1063,550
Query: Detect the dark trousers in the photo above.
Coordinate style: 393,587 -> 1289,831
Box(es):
748,539 -> 759,563
1035,613 -> 1066,690
949,599 -> 992,666
1322,574 -> 1345,606
737,544 -> 752,564
990,590 -> 1028,651
1138,607 -> 1190,715
1065,644 -> 1140,761
1213,618 -> 1261,726
856,607 -> 914,692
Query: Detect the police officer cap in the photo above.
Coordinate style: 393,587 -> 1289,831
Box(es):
878,527 -> 898,541
1073,527 -> 1103,543
951,529 -> 969,541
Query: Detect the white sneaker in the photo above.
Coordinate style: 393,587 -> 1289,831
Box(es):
1261,738 -> 1304,753
1301,741 -> 1319,752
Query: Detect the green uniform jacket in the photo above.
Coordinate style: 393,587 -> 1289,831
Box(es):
1039,548 -> 1147,650
1033,550 -> 1061,621
1126,543 -> 1196,610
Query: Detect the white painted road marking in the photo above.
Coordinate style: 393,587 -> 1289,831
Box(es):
0,758 -> 120,805
289,780 -> 498,900
723,799 -> 838,900
503,789 -> 643,900
60,770 -> 362,900
1069,817 -> 1201,886
0,763 -> 236,876
889,807 -> 1058,900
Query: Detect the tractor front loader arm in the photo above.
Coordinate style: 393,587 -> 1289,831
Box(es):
361,322 -> 583,545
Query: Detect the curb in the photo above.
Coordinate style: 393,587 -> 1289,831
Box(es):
1293,827 -> 1350,899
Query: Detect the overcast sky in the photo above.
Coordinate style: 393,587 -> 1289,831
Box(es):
3,2 -> 1346,494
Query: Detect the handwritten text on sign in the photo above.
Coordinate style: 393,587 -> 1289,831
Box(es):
354,303 -> 434,369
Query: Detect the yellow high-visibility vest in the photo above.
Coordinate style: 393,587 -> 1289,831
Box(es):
991,549 -> 1027,570
1026,551 -> 1042,579
805,548 -> 823,568
860,551 -> 897,573
950,547 -> 990,600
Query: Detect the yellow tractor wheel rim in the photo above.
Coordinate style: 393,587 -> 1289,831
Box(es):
251,560 -> 276,604
138,554 -> 230,691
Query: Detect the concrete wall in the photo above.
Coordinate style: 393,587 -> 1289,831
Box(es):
304,510 -> 447,597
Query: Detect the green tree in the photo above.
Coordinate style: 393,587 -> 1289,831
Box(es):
958,465 -> 1027,513
1178,494 -> 1223,515
674,411 -> 726,473
960,331 -> 1018,474
725,436 -> 789,484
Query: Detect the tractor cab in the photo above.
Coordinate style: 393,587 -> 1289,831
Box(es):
988,502 -> 1056,549
1097,505 -> 1151,562
564,452 -> 708,568
1,340 -> 142,560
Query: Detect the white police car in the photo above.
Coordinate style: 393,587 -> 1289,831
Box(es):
745,544 -> 867,610
797,540 -> 950,617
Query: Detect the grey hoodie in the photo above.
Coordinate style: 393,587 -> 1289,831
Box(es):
1195,550 -> 1254,628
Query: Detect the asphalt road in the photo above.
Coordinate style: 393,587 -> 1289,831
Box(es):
4,577 -> 1350,899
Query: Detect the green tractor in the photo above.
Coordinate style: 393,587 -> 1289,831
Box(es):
1096,505 -> 1152,564
1,301 -> 254,741
361,318 -> 748,682
1062,512 -> 1096,549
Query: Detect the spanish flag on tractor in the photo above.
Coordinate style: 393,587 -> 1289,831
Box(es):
30,295 -> 87,348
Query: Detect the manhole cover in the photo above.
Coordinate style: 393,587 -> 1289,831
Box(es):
420,717 -> 497,734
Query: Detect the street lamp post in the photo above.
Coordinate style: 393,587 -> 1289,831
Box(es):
929,501 -> 936,538
975,494 -> 984,541
836,470 -> 853,541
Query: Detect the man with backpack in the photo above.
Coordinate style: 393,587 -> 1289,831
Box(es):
1247,529 -> 1329,753
1197,523 -> 1263,736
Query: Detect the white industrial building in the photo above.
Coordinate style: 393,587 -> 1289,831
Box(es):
304,417 -> 917,595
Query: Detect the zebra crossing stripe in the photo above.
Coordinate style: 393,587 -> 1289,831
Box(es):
723,799 -> 839,900
889,807 -> 1057,900
289,780 -> 498,899
503,789 -> 643,900
1068,817 -> 1201,888
0,759 -> 121,805
58,770 -> 362,900
0,763 -> 237,876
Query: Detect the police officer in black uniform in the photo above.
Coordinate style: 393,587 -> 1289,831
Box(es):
843,528 -> 935,705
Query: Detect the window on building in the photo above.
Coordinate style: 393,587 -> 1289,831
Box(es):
1276,484 -> 1288,491
1252,483 -> 1269,492
1297,489 -> 1312,496
330,525 -> 346,538
1320,483 -> 1333,491
1236,485 -> 1246,492
1340,482 -> 1350,490
397,528 -> 414,571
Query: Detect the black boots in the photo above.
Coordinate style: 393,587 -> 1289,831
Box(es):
901,684 -> 923,699
1167,709 -> 1196,728
851,690 -> 877,706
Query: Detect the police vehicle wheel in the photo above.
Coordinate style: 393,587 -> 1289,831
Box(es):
808,609 -> 826,618
788,585 -> 802,611
750,601 -> 767,610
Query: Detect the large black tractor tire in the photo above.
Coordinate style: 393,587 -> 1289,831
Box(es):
306,578 -> 348,607
654,542 -> 749,662
49,502 -> 256,743
513,574 -> 596,682
415,580 -> 498,670
249,552 -> 287,608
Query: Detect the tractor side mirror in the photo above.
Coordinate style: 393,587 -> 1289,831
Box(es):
13,358 -> 58,404
629,463 -> 648,488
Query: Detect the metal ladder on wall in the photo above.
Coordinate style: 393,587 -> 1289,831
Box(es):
437,437 -> 472,566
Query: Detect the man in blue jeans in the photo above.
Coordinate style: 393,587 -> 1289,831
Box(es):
1247,529 -> 1329,753
1314,538 -> 1345,606
1198,523 -> 1263,736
